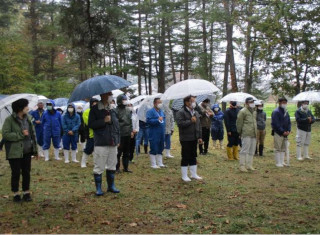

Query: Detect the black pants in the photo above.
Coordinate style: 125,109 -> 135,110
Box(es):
199,127 -> 210,153
117,136 -> 131,171
8,154 -> 32,192
227,132 -> 240,147
181,140 -> 197,166
129,134 -> 136,161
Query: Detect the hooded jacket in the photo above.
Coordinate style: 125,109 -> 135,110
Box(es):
224,107 -> 240,133
116,95 -> 133,137
211,104 -> 224,131
295,107 -> 315,132
271,107 -> 291,136
146,107 -> 166,141
42,100 -> 62,137
62,103 -> 81,135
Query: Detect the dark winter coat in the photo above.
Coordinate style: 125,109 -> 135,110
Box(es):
271,107 -> 291,136
295,108 -> 315,132
176,106 -> 202,142
224,107 -> 240,133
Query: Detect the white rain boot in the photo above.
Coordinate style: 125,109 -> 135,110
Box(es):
54,148 -> 61,160
165,149 -> 174,158
64,150 -> 70,163
38,145 -> 44,157
71,150 -> 79,163
239,154 -> 248,172
81,142 -> 86,151
189,165 -> 203,180
220,140 -> 224,150
150,155 -> 159,169
246,155 -> 255,171
275,152 -> 283,167
81,152 -> 89,168
303,145 -> 312,159
281,152 -> 288,167
156,154 -> 166,168
296,146 -> 303,161
44,150 -> 49,161
181,166 -> 191,182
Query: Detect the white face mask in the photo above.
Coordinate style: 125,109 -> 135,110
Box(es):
214,108 -> 219,112
108,96 -> 114,103
68,108 -> 74,113
249,103 -> 255,108
123,100 -> 129,106
302,104 -> 309,110
23,107 -> 29,114
281,104 -> 287,110
191,102 -> 196,109
110,104 -> 116,109
157,103 -> 163,109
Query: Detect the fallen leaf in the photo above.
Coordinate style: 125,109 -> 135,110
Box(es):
129,222 -> 138,227
225,219 -> 230,224
176,204 -> 187,209
101,220 -> 111,225
2,195 -> 9,199
215,214 -> 226,218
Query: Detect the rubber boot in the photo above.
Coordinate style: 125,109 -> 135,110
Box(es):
106,170 -> 120,193
71,150 -> 79,163
303,145 -> 312,159
181,166 -> 191,182
93,174 -> 104,196
156,154 -> 166,168
239,154 -> 248,172
275,152 -> 283,167
144,145 -> 148,154
38,145 -> 44,157
44,149 -> 49,161
259,145 -> 264,156
81,152 -> 89,168
189,165 -> 203,180
54,148 -> 61,160
233,146 -> 239,160
280,152 -> 287,166
165,149 -> 174,158
199,144 -> 204,155
219,140 -> 224,150
296,146 -> 303,161
246,155 -> 255,171
64,150 -> 70,163
123,154 -> 132,173
227,147 -> 234,160
150,155 -> 159,169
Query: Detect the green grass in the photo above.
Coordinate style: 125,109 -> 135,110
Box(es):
263,103 -> 315,118
1,120 -> 320,233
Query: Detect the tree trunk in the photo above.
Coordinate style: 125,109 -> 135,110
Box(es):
202,0 -> 209,79
222,45 -> 230,111
145,13 -> 153,95
137,0 -> 142,95
183,0 -> 189,80
30,0 -> 40,77
167,23 -> 176,84
208,22 -> 214,82
158,13 -> 166,93
244,0 -> 253,93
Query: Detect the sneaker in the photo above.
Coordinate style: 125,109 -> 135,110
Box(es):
22,193 -> 32,202
13,195 -> 21,202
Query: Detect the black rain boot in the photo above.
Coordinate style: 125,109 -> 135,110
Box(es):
123,154 -> 132,173
255,147 -> 258,156
93,174 -> 104,196
116,153 -> 121,172
106,170 -> 120,193
199,144 -> 203,155
259,144 -> 264,156
144,145 -> 148,154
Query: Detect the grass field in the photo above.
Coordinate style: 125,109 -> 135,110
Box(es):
263,103 -> 316,118
1,120 -> 320,234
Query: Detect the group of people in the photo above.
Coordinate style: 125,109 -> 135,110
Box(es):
2,92 -> 316,201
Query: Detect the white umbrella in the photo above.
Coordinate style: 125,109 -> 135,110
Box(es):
137,93 -> 162,122
0,94 -> 39,129
161,79 -> 220,100
220,92 -> 257,103
292,91 -> 320,103
129,95 -> 147,107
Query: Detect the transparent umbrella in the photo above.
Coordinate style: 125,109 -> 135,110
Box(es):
220,92 -> 257,103
137,94 -> 162,122
292,91 -> 320,103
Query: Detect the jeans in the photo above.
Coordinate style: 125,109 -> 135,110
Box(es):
165,134 -> 172,150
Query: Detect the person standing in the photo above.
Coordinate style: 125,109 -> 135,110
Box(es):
42,100 -> 62,161
163,103 -> 175,158
236,97 -> 257,172
211,104 -> 224,149
295,100 -> 315,161
255,100 -> 267,156
224,101 -> 240,160
176,96 -> 203,182
136,119 -> 149,155
88,92 -> 120,195
129,104 -> 139,163
62,103 -> 81,164
81,98 -> 99,168
76,105 -> 86,151
30,101 -> 45,157
2,99 -> 38,202
146,98 -> 166,169
116,95 -> 133,173
198,99 -> 214,155
271,97 -> 291,167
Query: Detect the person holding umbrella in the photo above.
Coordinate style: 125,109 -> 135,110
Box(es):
146,98 -> 166,169
88,92 -> 120,195
236,97 -> 257,172
62,103 -> 81,164
42,100 -> 63,161
176,95 -> 203,182
295,100 -> 315,160
271,97 -> 291,167
116,94 -> 133,173
224,101 -> 240,161
30,101 -> 45,157
2,99 -> 38,202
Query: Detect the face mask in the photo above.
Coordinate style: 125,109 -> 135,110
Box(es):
123,100 -> 129,106
231,102 -> 237,107
47,106 -> 52,111
249,103 -> 255,108
68,108 -> 74,113
214,108 -> 219,112
110,104 -> 116,109
23,107 -> 29,114
76,109 -> 82,113
191,102 -> 196,109
302,104 -> 309,110
108,96 -> 113,103
258,107 -> 263,110
281,104 -> 287,110
157,103 -> 163,109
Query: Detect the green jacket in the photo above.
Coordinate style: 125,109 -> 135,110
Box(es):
236,106 -> 257,138
116,95 -> 133,137
2,113 -> 38,160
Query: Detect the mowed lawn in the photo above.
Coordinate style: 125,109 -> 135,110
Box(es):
1,120 -> 320,234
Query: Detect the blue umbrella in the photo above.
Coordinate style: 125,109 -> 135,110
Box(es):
171,94 -> 216,111
54,98 -> 69,107
69,75 -> 131,102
